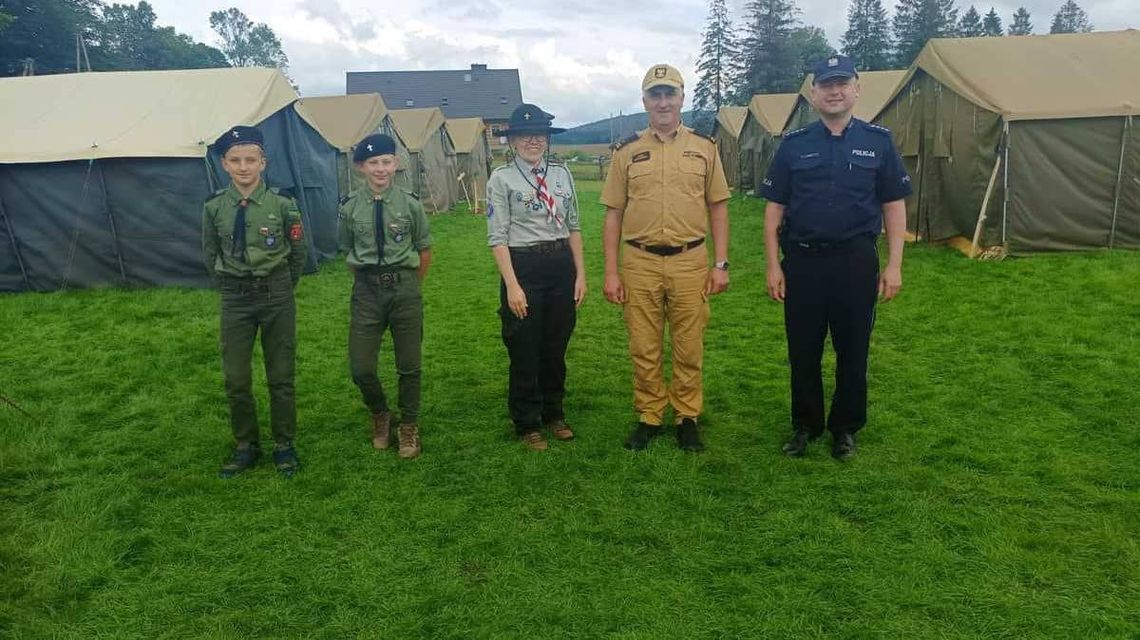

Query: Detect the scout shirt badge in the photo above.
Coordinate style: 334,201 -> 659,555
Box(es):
388,222 -> 405,243
260,226 -> 278,248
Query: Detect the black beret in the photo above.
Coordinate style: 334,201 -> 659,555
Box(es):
214,125 -> 264,156
353,133 -> 398,163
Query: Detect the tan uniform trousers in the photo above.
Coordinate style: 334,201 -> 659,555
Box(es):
622,242 -> 710,425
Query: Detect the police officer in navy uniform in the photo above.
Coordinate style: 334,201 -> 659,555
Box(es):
761,55 -> 911,460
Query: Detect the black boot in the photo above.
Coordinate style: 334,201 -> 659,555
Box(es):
624,422 -> 661,451
831,432 -> 857,461
781,429 -> 811,457
676,418 -> 704,452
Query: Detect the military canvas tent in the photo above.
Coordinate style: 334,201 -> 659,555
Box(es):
712,106 -> 748,191
388,108 -> 460,213
873,31 -> 1140,254
293,93 -> 413,197
446,117 -> 492,211
0,67 -> 339,292
738,94 -> 798,195
783,70 -> 908,133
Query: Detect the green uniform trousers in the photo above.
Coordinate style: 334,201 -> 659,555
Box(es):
349,269 -> 423,422
218,268 -> 297,445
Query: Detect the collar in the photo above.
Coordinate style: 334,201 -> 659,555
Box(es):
514,156 -> 548,175
818,116 -> 857,140
226,180 -> 267,205
650,124 -> 683,142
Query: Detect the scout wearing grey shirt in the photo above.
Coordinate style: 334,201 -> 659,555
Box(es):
486,158 -> 580,247
485,103 -> 586,451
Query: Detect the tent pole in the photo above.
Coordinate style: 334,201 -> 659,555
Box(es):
970,152 -> 1003,259
1001,122 -> 1010,247
62,159 -> 98,290
1108,115 -> 1131,249
0,195 -> 31,290
95,160 -> 129,284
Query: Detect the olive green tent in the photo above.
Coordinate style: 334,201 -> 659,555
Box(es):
294,93 -> 413,196
388,108 -> 460,213
446,117 -> 491,212
738,93 -> 798,195
783,70 -> 908,133
0,67 -> 339,292
712,106 -> 748,190
874,31 -> 1140,254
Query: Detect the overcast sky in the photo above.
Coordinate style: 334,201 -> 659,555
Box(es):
146,0 -> 1135,126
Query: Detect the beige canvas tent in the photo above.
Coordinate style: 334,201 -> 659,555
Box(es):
738,93 -> 798,194
783,70 -> 908,133
388,107 -> 460,213
874,31 -> 1140,254
294,93 -> 412,195
446,117 -> 492,212
712,106 -> 748,190
0,67 -> 339,292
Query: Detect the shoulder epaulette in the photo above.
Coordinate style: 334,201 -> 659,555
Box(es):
863,122 -> 892,135
269,186 -> 296,200
692,130 -> 716,143
783,127 -> 809,139
612,133 -> 640,151
338,192 -> 354,206
204,188 -> 226,204
401,187 -> 420,200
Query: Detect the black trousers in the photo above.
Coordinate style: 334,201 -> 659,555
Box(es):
782,235 -> 878,437
499,247 -> 577,434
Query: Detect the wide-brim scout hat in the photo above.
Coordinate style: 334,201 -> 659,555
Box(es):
501,103 -> 566,137
353,133 -> 398,163
642,64 -> 684,91
214,125 -> 263,156
813,55 -> 858,84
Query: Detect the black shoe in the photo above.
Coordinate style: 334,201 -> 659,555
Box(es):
831,432 -> 857,461
273,444 -> 301,478
676,418 -> 704,452
219,444 -> 260,478
781,429 -> 811,457
624,422 -> 661,451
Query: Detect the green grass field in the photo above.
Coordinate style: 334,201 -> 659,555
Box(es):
2,181 -> 1139,638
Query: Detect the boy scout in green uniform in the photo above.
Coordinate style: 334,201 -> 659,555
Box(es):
340,133 -> 433,459
203,125 -> 307,478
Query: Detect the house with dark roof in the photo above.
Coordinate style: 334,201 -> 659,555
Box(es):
346,64 -> 523,136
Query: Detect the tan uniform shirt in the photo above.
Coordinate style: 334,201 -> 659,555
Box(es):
600,125 -> 731,245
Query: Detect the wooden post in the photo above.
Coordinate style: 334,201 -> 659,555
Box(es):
970,153 -> 1003,259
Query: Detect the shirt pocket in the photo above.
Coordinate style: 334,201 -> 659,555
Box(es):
627,160 -> 656,201
844,154 -> 880,196
354,221 -> 375,247
678,155 -> 708,198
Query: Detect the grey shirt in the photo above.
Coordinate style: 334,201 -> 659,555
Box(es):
486,158 -> 580,247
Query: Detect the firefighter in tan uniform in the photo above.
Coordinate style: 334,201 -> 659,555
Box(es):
601,63 -> 731,452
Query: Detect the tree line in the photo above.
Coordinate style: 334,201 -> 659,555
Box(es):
694,0 -> 1096,115
0,0 -> 290,80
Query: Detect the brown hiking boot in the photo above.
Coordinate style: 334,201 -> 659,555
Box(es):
520,430 -> 548,451
547,419 -> 575,441
371,411 -> 392,450
397,423 -> 421,459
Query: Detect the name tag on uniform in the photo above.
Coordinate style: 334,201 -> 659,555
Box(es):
682,150 -> 703,159
632,151 -> 651,163
852,149 -> 876,158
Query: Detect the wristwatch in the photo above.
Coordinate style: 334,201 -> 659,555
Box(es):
714,260 -> 730,271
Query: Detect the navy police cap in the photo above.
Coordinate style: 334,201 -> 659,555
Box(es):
214,125 -> 263,156
813,54 -> 858,84
353,133 -> 398,163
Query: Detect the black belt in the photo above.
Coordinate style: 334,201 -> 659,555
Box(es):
626,237 -> 704,256
218,267 -> 289,286
781,234 -> 873,255
356,268 -> 413,286
510,238 -> 569,254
